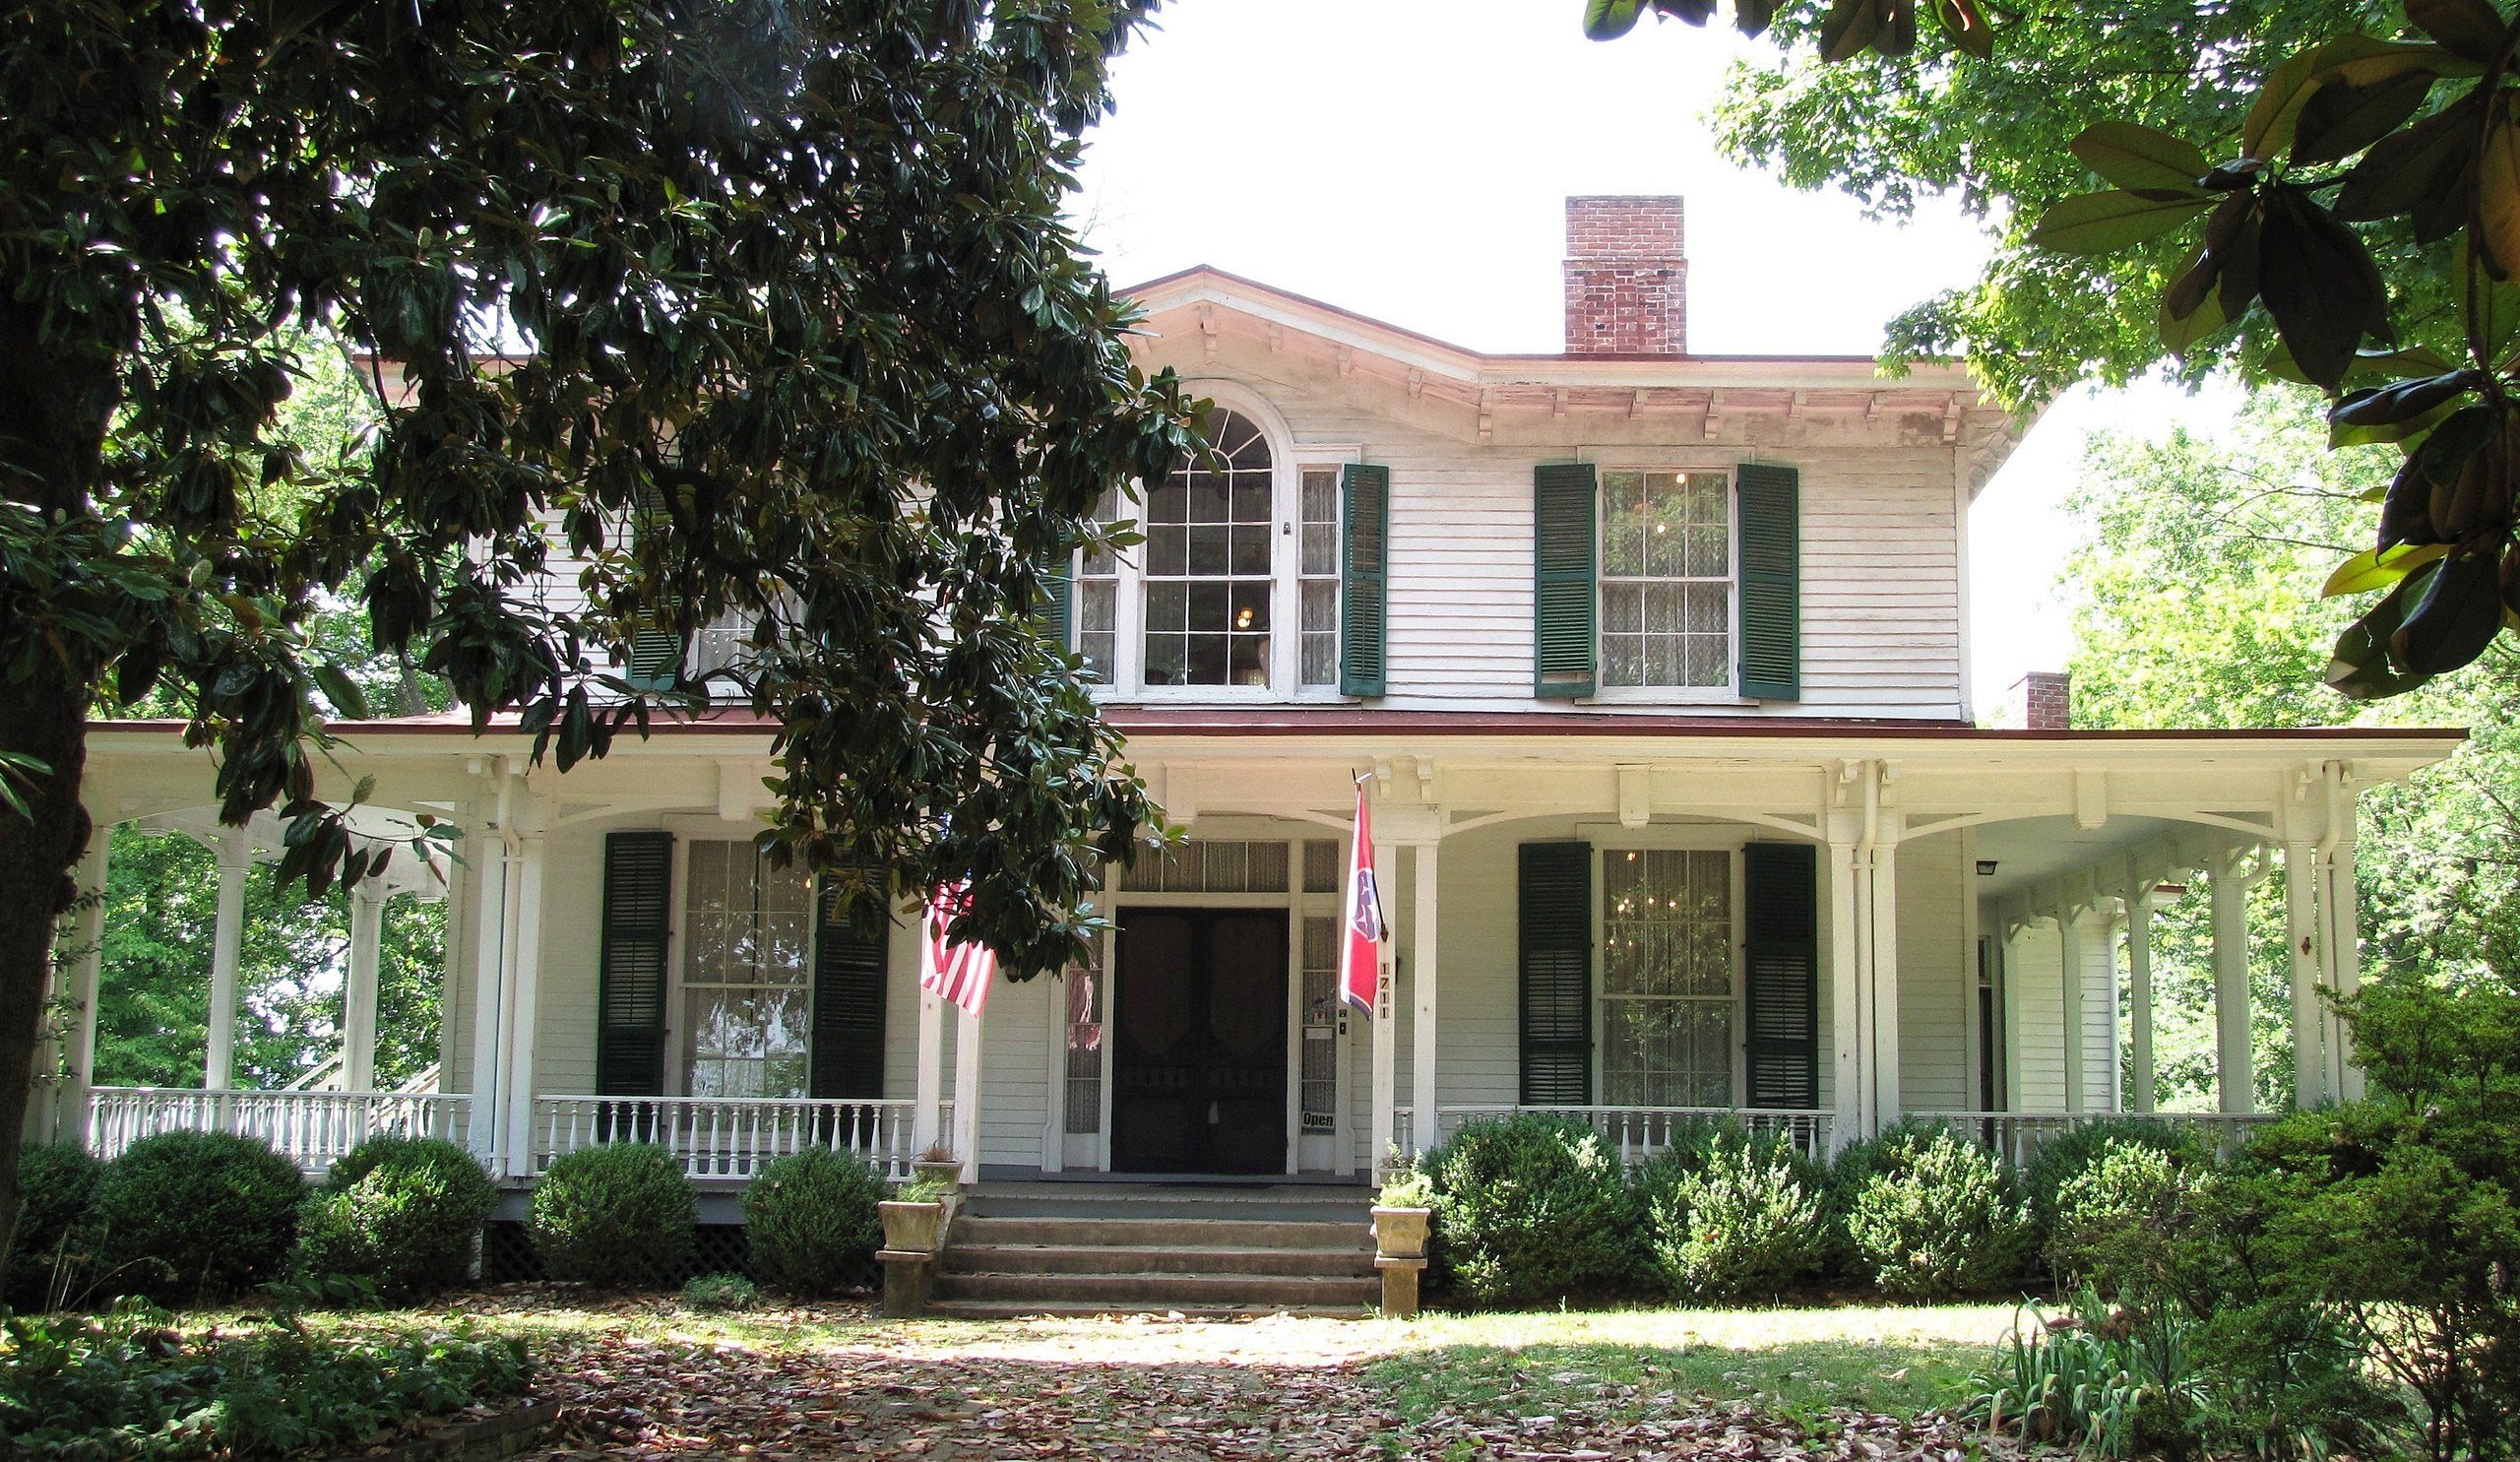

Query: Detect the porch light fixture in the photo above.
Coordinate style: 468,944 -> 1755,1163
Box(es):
1976,859 -> 1998,876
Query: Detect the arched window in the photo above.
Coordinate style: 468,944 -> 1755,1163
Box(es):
1142,410 -> 1275,686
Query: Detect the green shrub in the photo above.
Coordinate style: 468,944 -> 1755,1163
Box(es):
2046,1139 -> 2211,1294
2021,1117 -> 2204,1242
292,1137 -> 497,1302
5,1145 -> 105,1311
1641,1131 -> 1830,1303
94,1132 -> 304,1305
1844,1125 -> 2034,1300
679,1272 -> 761,1311
1822,1117 -> 1956,1277
1969,1285 -> 2204,1458
1422,1113 -> 1637,1307
0,1297 -> 529,1460
528,1144 -> 694,1289
741,1149 -> 885,1298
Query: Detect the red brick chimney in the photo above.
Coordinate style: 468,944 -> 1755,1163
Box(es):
2010,670 -> 2071,731
1563,196 -> 1688,355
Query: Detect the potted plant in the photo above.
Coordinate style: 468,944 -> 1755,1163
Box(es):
911,1141 -> 964,1190
1372,1161 -> 1434,1259
878,1173 -> 955,1255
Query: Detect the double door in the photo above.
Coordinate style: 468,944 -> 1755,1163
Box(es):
1109,908 -> 1289,1174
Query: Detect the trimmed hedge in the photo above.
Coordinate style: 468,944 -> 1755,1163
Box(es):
1640,1130 -> 1831,1304
294,1136 -> 498,1301
5,1144 -> 105,1311
742,1149 -> 886,1297
95,1131 -> 305,1304
1423,1113 -> 1637,1306
2020,1115 -> 2205,1241
1842,1125 -> 2035,1300
529,1143 -> 696,1289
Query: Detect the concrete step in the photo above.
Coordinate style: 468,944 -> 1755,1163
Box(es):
925,1298 -> 1375,1321
931,1269 -> 1380,1309
942,1241 -> 1377,1279
961,1186 -> 1374,1226
950,1215 -> 1372,1252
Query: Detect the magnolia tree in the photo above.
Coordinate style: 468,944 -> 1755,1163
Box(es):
0,0 -> 1196,1261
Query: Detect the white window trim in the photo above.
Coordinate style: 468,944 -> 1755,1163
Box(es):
1584,460 -> 1756,709
659,818 -> 815,1101
1589,839 -> 1748,1109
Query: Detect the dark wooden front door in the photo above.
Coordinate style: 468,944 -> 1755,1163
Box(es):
1111,909 -> 1289,1174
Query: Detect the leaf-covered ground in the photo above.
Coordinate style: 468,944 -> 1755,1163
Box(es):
402,1289 -> 2032,1461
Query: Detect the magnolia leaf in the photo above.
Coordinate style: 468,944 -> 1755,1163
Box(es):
2257,184 -> 2394,392
2322,541 -> 2451,598
2393,546 -> 2504,675
310,662 -> 371,721
2407,0 -> 2510,64
2328,577 -> 2429,700
2478,93 -> 2520,279
2293,69 -> 2438,167
2244,35 -> 2450,161
1817,0 -> 1879,62
2159,245 -> 2231,354
2028,190 -> 2215,255
1933,0 -> 1993,61
2068,121 -> 2211,194
2336,95 -> 2485,230
2332,369 -> 2480,427
2453,236 -> 2520,367
1733,0 -> 1778,34
1583,0 -> 1647,39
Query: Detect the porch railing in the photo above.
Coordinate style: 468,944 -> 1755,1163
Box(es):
530,1095 -> 932,1180
85,1087 -> 472,1170
1904,1110 -> 2283,1166
1431,1106 -> 1834,1165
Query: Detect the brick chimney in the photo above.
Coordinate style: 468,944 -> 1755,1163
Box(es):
2010,670 -> 2071,731
1563,196 -> 1688,355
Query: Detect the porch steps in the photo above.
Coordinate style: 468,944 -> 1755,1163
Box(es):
928,1182 -> 1379,1318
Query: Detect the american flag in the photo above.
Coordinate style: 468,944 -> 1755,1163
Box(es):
922,883 -> 995,1018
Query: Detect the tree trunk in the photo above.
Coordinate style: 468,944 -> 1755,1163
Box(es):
0,679 -> 93,1267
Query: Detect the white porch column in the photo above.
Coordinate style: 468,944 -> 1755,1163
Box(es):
2323,776 -> 2364,1102
2056,900 -> 2085,1112
1410,841 -> 1439,1159
2284,840 -> 2325,1109
48,818 -> 112,1145
2124,880 -> 2156,1113
1369,838 -> 1398,1174
205,825 -> 250,1091
952,997 -> 983,1176
2210,849 -> 2254,1115
912,976 -> 945,1157
466,823 -> 514,1165
497,831 -> 546,1178
342,881 -> 387,1092
1825,814 -> 1862,1149
1867,814 -> 1904,1127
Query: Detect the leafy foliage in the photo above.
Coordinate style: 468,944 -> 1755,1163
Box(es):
3,1144 -> 103,1312
678,1272 -> 762,1311
1637,1130 -> 1831,1303
94,1131 -> 303,1305
0,1299 -> 529,1461
740,1148 -> 886,1299
2018,1115 -> 2205,1242
2043,1140 -> 2207,1294
291,1136 -> 496,1302
1422,1114 -> 1639,1306
1967,1286 -> 2204,1458
1841,1125 -> 2035,1301
528,1144 -> 696,1291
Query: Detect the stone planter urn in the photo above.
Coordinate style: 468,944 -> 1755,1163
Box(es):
879,1199 -> 948,1255
912,1156 -> 965,1189
1371,1205 -> 1431,1259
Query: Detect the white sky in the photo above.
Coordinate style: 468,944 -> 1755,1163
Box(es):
1071,0 -> 2240,722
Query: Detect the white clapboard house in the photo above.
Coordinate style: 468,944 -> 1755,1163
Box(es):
48,197 -> 2462,1203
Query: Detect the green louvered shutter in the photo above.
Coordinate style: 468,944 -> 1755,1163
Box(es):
623,485 -> 683,691
597,831 -> 673,1096
1741,841 -> 1819,1109
1518,841 -> 1593,1105
809,877 -> 890,1100
1038,545 -> 1075,652
1736,463 -> 1801,701
1340,463 -> 1390,696
1533,463 -> 1598,698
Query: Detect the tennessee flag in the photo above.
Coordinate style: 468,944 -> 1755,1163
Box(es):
1339,781 -> 1385,1017
922,883 -> 995,1018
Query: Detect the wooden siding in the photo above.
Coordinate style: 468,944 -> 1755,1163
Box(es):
1894,832 -> 1972,1112
2000,911 -> 2121,1112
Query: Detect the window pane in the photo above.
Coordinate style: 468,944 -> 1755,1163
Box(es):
1600,848 -> 1732,1107
1142,410 -> 1276,686
1230,525 -> 1272,575
1146,525 -> 1187,577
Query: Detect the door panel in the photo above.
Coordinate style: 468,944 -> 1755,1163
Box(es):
1112,909 -> 1290,1174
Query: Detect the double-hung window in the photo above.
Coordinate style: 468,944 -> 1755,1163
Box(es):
1600,471 -> 1732,691
1599,848 -> 1736,1108
679,840 -> 812,1098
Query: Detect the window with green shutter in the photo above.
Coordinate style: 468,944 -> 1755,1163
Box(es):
623,485 -> 683,691
1518,841 -> 1593,1105
1741,841 -> 1818,1109
1039,554 -> 1074,653
810,876 -> 890,1100
1533,463 -> 1598,698
597,831 -> 673,1097
1339,463 -> 1389,696
1735,463 -> 1801,701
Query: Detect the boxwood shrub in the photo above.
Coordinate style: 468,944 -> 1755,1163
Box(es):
1842,1124 -> 2035,1300
294,1136 -> 498,1302
5,1144 -> 105,1311
2021,1116 -> 2205,1241
1640,1130 -> 1831,1304
742,1149 -> 886,1297
1423,1113 -> 1636,1306
95,1131 -> 305,1304
2045,1137 -> 2211,1295
528,1143 -> 695,1289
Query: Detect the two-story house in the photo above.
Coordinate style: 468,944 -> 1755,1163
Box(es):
49,198 -> 2460,1209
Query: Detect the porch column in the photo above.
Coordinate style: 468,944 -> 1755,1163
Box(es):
2210,848 -> 2254,1115
912,980 -> 944,1158
2322,770 -> 2364,1102
1867,815 -> 1904,1126
2056,899 -> 2085,1112
1410,841 -> 1439,1159
1369,837 -> 1398,1174
2124,879 -> 2156,1113
49,816 -> 112,1145
1825,813 -> 1862,1149
342,880 -> 387,1092
497,831 -> 546,1178
466,822 -> 514,1165
2284,840 -> 2324,1109
952,998 -> 984,1174
205,825 -> 250,1091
